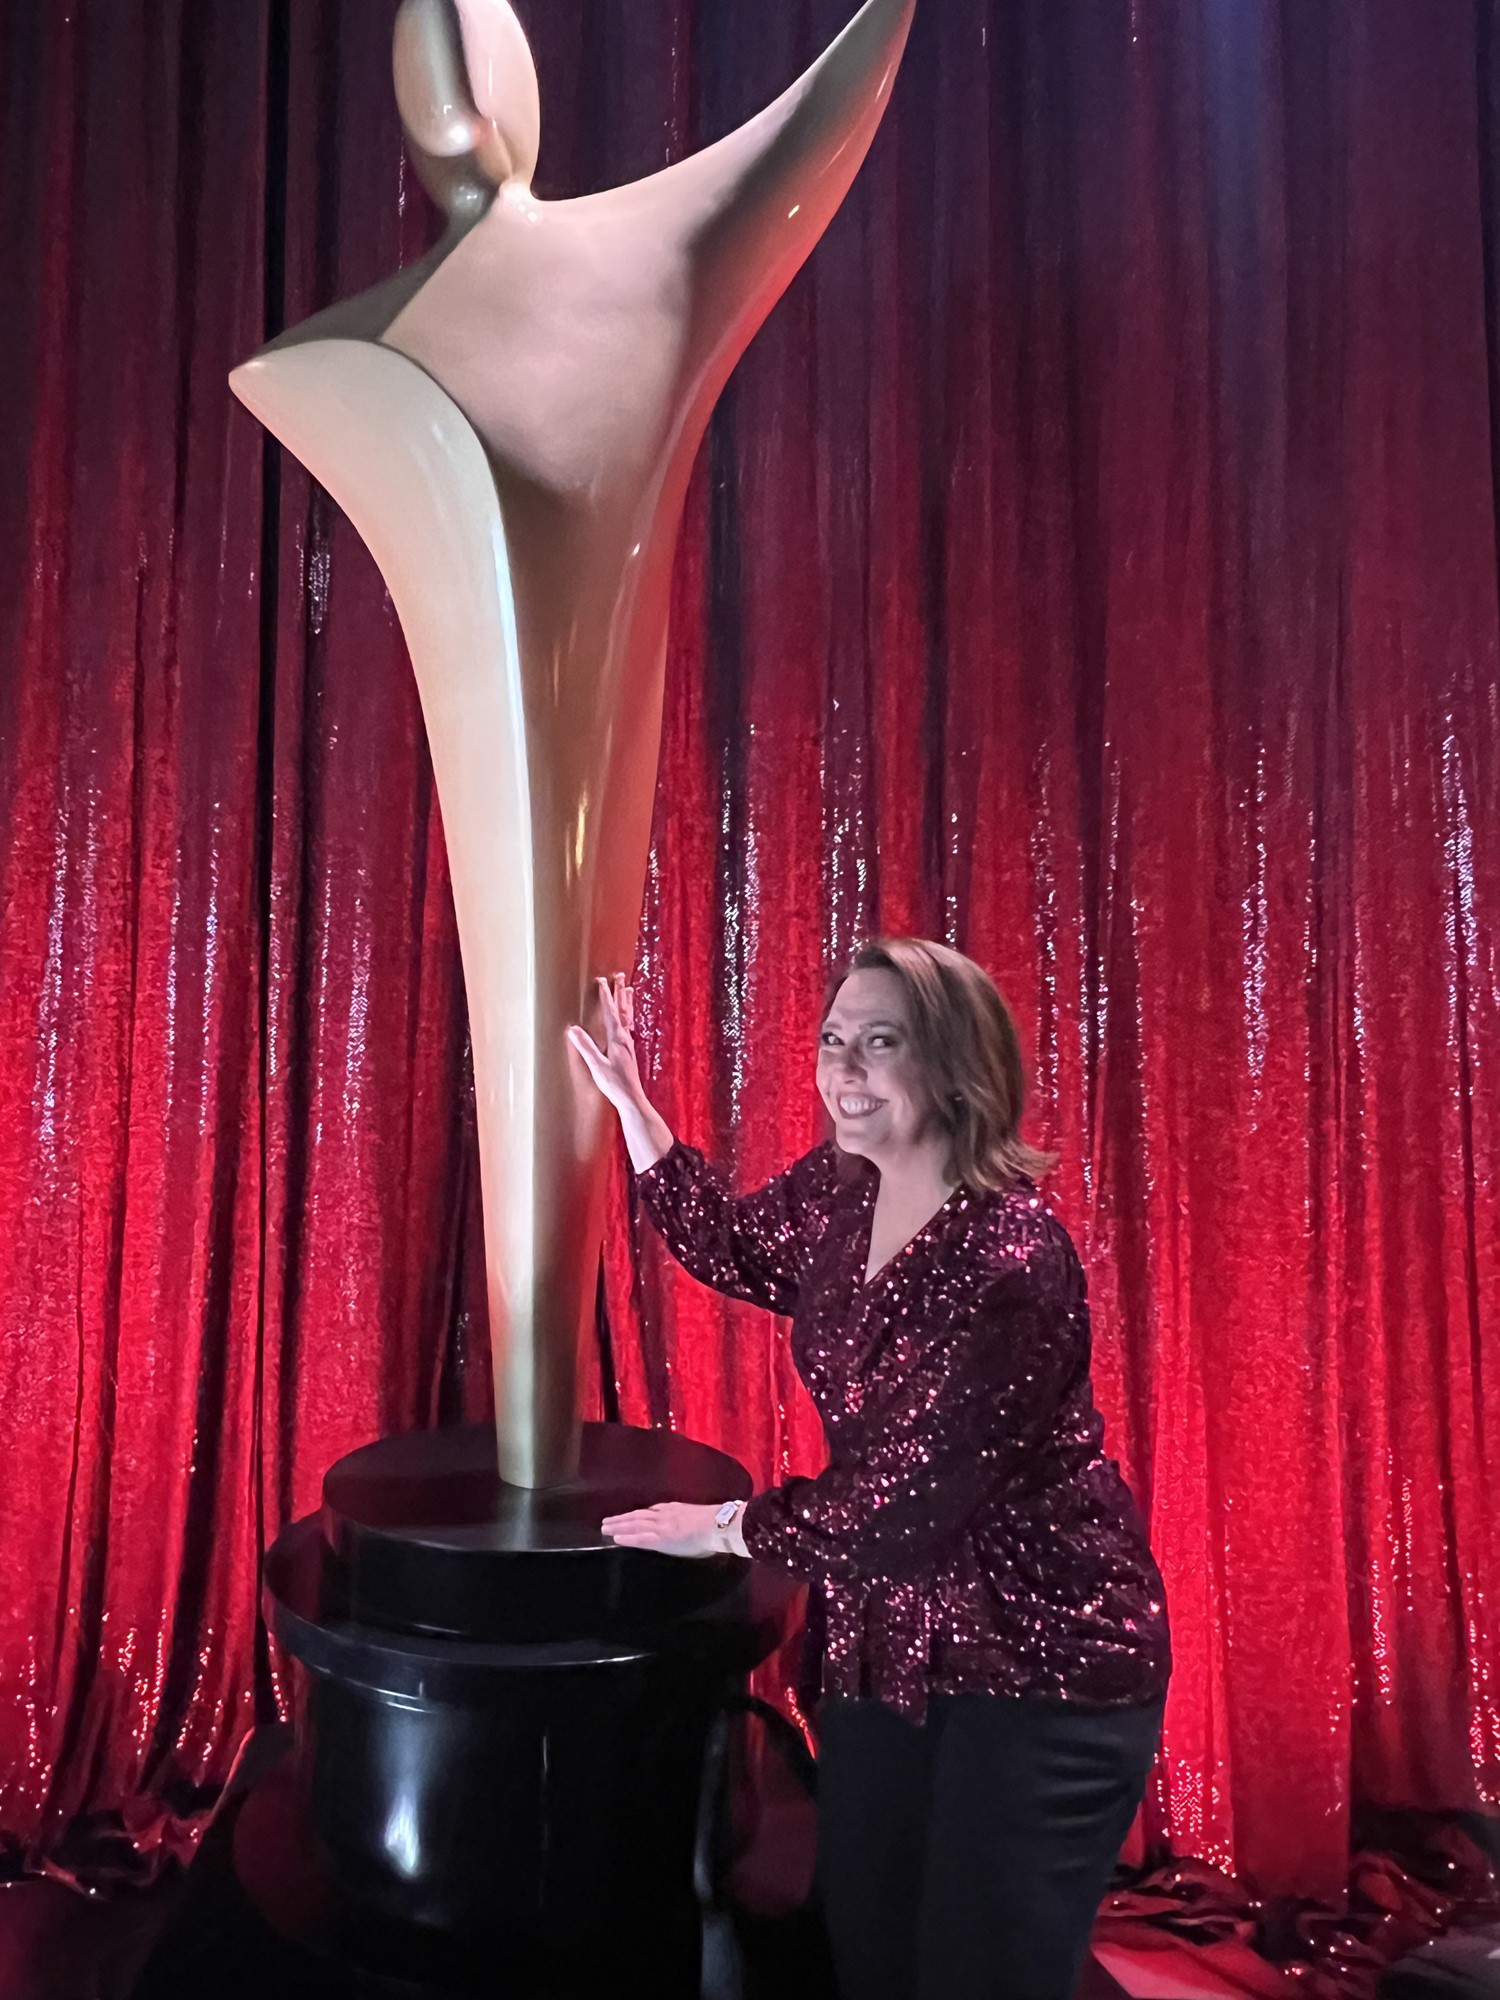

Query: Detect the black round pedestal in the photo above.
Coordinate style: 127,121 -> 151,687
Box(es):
323,1419 -> 756,1641
239,1422 -> 802,1998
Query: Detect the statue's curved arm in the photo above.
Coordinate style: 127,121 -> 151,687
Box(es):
624,0 -> 916,327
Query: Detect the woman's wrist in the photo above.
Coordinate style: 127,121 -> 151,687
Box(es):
619,1094 -> 675,1176
715,1499 -> 750,1558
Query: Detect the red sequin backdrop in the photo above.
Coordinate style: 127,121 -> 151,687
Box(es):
1,0 -> 1497,1905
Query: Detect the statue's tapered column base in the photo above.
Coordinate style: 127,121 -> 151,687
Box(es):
235,1423 -> 802,1997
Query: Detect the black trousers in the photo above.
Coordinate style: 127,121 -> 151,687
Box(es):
815,1694 -> 1163,2000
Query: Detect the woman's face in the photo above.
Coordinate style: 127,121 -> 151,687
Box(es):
817,969 -> 937,1162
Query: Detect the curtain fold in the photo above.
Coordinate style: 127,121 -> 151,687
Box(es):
0,0 -> 1496,1904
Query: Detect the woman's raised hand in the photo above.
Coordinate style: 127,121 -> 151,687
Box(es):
568,975 -> 645,1114
568,975 -> 675,1172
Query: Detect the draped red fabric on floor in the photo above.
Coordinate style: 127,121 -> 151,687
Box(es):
1,0 -> 1497,1907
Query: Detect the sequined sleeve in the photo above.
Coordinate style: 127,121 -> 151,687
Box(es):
741,1225 -> 1086,1584
637,1140 -> 836,1314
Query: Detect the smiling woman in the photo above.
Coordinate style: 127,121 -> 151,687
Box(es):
817,940 -> 1059,1274
568,938 -> 1170,2000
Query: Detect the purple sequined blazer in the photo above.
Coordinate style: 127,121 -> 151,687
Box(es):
639,1141 -> 1171,1721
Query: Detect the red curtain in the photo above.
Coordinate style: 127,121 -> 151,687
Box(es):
1,0 -> 1497,1906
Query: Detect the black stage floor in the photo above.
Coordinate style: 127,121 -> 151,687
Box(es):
0,1726 -> 1132,2000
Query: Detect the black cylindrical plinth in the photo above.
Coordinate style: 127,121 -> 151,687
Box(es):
242,1423 -> 801,1996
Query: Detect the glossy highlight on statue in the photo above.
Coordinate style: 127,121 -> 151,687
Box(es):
230,0 -> 914,1487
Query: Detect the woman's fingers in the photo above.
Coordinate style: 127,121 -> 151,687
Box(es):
596,973 -> 638,1055
603,1504 -> 675,1546
596,975 -> 620,1036
567,1024 -> 609,1083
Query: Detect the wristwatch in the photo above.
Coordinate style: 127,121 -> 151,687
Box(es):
714,1499 -> 746,1555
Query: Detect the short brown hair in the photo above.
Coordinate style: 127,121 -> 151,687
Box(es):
823,938 -> 1059,1192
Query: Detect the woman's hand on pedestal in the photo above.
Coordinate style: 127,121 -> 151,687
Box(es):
602,1501 -> 749,1560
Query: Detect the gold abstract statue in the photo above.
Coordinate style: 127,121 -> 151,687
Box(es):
230,0 -> 914,1489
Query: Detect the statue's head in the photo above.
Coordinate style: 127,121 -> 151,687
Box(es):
394,0 -> 541,218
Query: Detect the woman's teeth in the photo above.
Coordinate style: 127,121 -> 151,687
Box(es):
838,1097 -> 882,1117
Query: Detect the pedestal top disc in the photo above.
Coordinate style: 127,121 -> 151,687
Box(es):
319,1421 -> 756,1643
